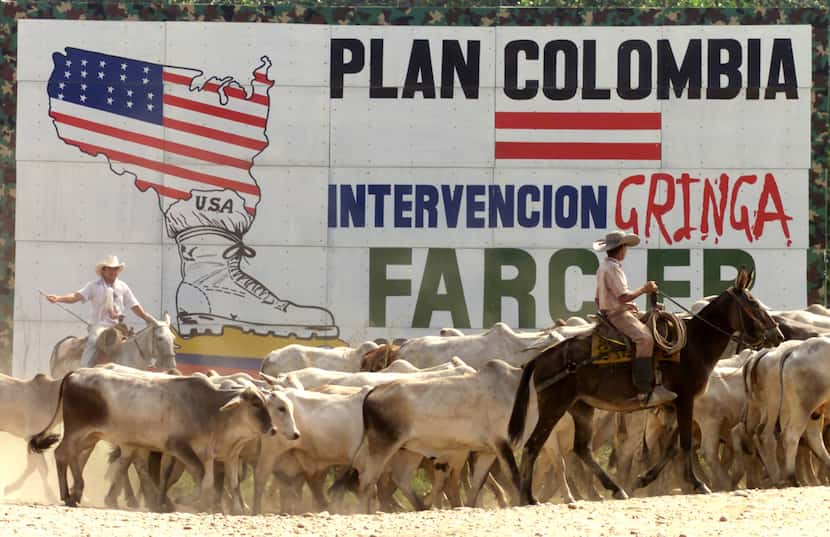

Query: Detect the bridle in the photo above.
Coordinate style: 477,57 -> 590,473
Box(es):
131,324 -> 176,368
659,288 -> 779,350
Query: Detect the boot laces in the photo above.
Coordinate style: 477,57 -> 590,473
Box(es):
222,240 -> 288,311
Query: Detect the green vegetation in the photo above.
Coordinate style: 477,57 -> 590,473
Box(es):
166,0 -> 828,7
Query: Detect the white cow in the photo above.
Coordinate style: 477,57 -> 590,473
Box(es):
693,366 -> 750,491
264,358 -> 474,391
388,322 -> 567,370
261,341 -> 379,375
0,373 -> 62,500
746,337 -> 830,485
348,360 -> 539,512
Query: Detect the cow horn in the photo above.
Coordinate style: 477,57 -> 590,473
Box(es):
748,268 -> 756,290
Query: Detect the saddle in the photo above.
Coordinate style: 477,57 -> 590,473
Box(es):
590,311 -> 681,366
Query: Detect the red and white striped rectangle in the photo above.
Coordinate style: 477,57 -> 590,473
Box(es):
495,111 -> 661,166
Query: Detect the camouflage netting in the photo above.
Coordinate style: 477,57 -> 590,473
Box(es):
0,2 -> 827,373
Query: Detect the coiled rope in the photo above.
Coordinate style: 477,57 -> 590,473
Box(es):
648,308 -> 687,355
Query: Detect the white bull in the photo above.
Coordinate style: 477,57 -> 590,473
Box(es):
261,341 -> 379,375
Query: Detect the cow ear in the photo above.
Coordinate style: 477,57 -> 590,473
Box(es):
219,395 -> 242,412
163,312 -> 171,325
259,372 -> 279,386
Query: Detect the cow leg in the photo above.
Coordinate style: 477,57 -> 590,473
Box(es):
198,456 -> 216,513
352,438 -> 403,513
224,449 -> 247,515
305,470 -> 329,512
253,449 -> 277,515
104,449 -> 133,508
434,453 -> 468,508
163,443 -> 203,512
34,452 -> 59,503
67,437 -> 97,506
466,453 -> 500,507
780,411 -> 813,486
804,416 -> 830,477
386,451 -> 425,511
53,439 -> 72,506
699,425 -> 730,491
567,402 -> 626,499
633,427 -> 679,491
4,450 -> 42,496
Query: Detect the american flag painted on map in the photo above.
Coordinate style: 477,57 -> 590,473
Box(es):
494,111 -> 662,164
46,48 -> 272,215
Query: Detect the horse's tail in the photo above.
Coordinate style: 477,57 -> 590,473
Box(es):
28,371 -> 72,453
508,358 -> 538,446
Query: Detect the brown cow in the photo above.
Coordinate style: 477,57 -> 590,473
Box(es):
361,344 -> 401,372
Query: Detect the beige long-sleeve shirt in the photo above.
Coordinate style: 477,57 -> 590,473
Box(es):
595,257 -> 637,315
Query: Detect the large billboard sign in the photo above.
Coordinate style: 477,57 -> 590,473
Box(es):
12,19 -> 817,375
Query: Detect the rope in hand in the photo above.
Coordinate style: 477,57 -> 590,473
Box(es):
646,293 -> 687,355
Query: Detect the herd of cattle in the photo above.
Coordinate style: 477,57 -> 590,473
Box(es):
3,300 -> 830,515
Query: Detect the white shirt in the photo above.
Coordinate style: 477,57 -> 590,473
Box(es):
77,278 -> 140,326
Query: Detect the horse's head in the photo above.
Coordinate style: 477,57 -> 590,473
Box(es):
145,312 -> 177,370
720,268 -> 784,349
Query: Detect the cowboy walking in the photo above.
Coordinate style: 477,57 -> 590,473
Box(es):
46,255 -> 154,367
593,231 -> 677,407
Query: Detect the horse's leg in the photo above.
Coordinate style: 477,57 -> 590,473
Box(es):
517,385 -> 573,506
674,399 -> 711,494
569,402 -> 627,499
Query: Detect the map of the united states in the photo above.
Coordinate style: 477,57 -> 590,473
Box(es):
46,48 -> 272,216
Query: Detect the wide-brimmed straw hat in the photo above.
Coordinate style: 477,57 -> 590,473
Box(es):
95,255 -> 126,277
592,230 -> 640,252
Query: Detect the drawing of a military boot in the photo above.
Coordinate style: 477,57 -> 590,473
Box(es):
165,190 -> 339,339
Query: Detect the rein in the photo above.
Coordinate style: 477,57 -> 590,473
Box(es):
131,326 -> 154,365
658,290 -> 748,344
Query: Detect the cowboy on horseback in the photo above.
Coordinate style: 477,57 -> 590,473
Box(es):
593,230 -> 677,408
46,255 -> 154,367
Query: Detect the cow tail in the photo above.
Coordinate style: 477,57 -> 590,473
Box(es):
330,386 -> 376,498
28,371 -> 72,453
107,446 -> 122,464
508,358 -> 537,446
773,349 -> 795,439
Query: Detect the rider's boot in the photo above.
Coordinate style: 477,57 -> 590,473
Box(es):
632,356 -> 677,408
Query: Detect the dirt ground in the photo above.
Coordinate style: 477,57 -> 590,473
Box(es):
0,433 -> 828,537
1,486 -> 829,537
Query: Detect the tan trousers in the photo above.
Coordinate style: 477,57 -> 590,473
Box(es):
608,310 -> 653,358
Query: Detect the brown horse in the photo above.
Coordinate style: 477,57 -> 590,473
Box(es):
506,268 -> 783,504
